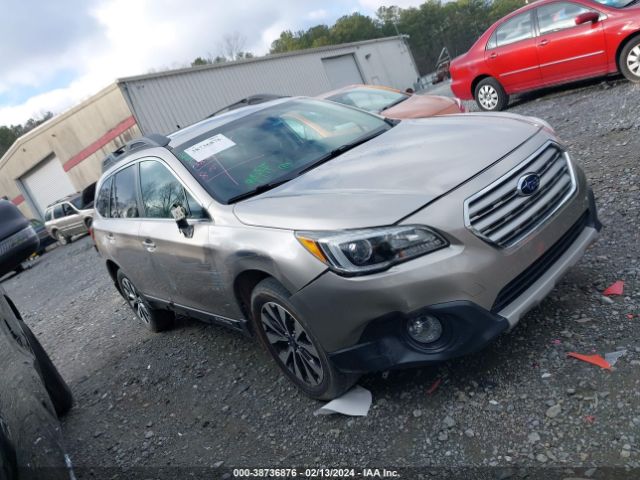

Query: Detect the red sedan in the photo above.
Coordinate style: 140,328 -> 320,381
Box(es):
450,0 -> 640,111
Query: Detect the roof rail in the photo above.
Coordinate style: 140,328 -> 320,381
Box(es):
101,134 -> 171,172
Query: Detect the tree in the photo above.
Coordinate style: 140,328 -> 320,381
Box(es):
220,32 -> 248,61
330,13 -> 380,44
0,111 -> 54,158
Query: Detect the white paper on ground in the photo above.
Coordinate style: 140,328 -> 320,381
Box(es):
604,350 -> 627,366
314,385 -> 372,417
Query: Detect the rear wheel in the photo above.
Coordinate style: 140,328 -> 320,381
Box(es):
475,77 -> 509,111
54,231 -> 70,246
620,37 -> 640,82
251,278 -> 358,400
116,270 -> 174,332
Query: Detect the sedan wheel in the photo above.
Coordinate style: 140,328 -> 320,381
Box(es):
478,85 -> 499,110
620,38 -> 640,83
626,45 -> 640,77
474,77 -> 508,111
260,301 -> 324,387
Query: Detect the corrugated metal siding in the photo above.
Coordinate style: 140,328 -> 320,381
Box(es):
119,37 -> 419,135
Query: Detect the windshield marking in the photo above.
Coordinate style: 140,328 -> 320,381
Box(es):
184,134 -> 237,161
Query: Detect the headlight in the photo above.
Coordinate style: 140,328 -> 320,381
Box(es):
296,225 -> 448,275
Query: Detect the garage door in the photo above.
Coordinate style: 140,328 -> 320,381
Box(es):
322,54 -> 364,90
20,157 -> 76,217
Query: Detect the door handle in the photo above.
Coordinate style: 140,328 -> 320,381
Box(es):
489,52 -> 497,59
538,39 -> 549,46
142,239 -> 156,252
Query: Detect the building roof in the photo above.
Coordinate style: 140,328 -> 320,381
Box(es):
117,36 -> 408,84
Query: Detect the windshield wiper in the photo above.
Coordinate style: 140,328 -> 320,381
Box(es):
297,127 -> 390,176
226,177 -> 294,204
380,96 -> 409,112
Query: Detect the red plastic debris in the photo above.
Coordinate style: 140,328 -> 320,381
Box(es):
603,280 -> 624,296
567,352 -> 612,370
627,314 -> 635,319
426,378 -> 442,395
584,415 -> 596,424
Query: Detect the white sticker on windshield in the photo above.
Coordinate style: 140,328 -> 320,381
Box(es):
184,134 -> 236,161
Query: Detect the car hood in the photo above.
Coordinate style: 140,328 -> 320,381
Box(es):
383,94 -> 459,119
233,113 -> 542,230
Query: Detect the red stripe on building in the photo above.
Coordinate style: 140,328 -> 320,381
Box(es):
11,194 -> 24,206
63,116 -> 137,172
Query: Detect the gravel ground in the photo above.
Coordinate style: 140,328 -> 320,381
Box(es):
2,78 -> 640,479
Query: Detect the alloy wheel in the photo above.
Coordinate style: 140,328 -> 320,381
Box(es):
626,45 -> 640,77
260,302 -> 324,387
478,84 -> 499,110
120,277 -> 150,325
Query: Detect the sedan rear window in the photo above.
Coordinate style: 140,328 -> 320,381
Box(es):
173,99 -> 389,204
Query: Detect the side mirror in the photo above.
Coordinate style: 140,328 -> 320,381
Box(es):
170,203 -> 194,238
575,12 -> 599,25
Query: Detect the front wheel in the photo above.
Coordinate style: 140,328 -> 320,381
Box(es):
116,270 -> 174,332
475,77 -> 509,111
620,37 -> 640,82
251,278 -> 358,400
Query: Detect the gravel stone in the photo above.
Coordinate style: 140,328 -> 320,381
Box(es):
546,405 -> 562,418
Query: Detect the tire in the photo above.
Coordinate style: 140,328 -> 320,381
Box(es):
19,322 -> 73,417
619,36 -> 640,82
53,231 -> 70,246
251,278 -> 358,400
116,270 -> 174,333
475,77 -> 509,111
0,421 -> 18,480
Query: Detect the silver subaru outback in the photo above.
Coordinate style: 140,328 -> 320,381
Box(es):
93,97 -> 600,400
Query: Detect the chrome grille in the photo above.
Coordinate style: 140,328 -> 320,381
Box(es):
464,142 -> 576,248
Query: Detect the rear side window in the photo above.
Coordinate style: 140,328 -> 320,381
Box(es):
53,204 -> 64,218
138,160 -> 205,218
536,2 -> 592,34
494,12 -> 533,47
111,165 -> 139,218
96,177 -> 112,217
44,209 -> 52,222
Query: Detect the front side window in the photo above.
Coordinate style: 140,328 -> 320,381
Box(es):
69,196 -> 84,209
111,165 -> 139,218
592,0 -> 634,7
327,88 -> 409,113
62,203 -> 76,216
44,209 -> 52,222
96,177 -> 112,217
494,12 -> 534,47
138,160 -> 204,218
173,99 -> 390,204
537,2 -> 593,34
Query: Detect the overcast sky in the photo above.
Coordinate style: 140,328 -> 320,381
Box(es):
0,0 -> 424,126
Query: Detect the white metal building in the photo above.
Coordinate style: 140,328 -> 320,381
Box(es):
119,36 -> 420,135
0,36 -> 419,218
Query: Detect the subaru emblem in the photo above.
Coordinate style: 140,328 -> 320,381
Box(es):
517,173 -> 541,196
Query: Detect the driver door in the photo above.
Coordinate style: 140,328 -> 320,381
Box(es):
535,2 -> 607,84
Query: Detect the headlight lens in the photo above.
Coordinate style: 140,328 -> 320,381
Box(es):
296,225 -> 448,275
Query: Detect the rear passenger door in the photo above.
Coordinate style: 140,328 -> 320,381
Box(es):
99,165 -> 148,292
485,11 -> 542,92
137,158 -> 220,316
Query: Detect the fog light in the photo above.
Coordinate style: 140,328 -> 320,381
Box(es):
407,314 -> 442,344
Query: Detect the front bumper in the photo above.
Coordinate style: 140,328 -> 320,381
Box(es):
327,204 -> 599,373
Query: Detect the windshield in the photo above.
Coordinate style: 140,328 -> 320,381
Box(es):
173,99 -> 390,204
69,196 -> 84,209
327,88 -> 409,113
592,0 -> 635,7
